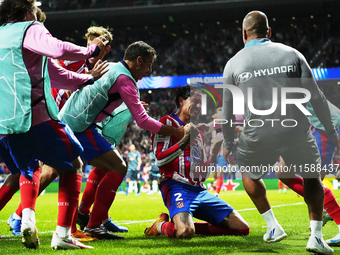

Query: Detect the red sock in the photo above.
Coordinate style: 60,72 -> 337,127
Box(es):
278,180 -> 283,190
87,171 -> 123,228
71,209 -> 78,233
58,173 -> 81,227
194,222 -> 209,235
194,222 -> 249,236
15,203 -> 22,217
324,186 -> 340,225
0,185 -> 16,211
215,177 -> 223,194
19,169 -> 41,210
70,174 -> 82,233
79,167 -> 105,214
286,175 -> 304,196
161,221 -> 176,238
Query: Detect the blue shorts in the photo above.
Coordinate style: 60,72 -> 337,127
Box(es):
160,179 -> 234,226
125,170 -> 141,180
313,127 -> 340,170
1,120 -> 83,179
216,155 -> 228,167
0,137 -> 22,175
74,125 -> 114,163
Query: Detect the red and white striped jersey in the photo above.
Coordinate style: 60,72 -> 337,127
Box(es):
151,113 -> 208,188
59,59 -> 86,74
51,88 -> 69,111
51,59 -> 87,111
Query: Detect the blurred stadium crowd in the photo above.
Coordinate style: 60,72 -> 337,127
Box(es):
101,15 -> 340,75
39,0 -> 219,10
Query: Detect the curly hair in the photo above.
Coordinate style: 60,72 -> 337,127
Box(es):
36,7 -> 46,23
85,26 -> 113,46
174,85 -> 201,108
0,0 -> 36,26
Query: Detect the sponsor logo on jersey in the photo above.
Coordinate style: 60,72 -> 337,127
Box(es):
237,72 -> 252,83
253,65 -> 297,77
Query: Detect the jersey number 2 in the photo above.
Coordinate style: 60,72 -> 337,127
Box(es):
174,193 -> 183,201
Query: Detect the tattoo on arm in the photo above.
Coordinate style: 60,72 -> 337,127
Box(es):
178,212 -> 194,228
179,213 -> 189,224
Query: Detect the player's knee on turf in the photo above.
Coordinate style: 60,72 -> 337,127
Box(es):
225,211 -> 250,232
176,226 -> 195,239
173,212 -> 195,239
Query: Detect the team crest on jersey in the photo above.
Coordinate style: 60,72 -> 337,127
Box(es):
176,201 -> 184,208
185,156 -> 194,162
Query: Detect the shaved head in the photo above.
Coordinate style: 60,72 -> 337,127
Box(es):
242,11 -> 270,44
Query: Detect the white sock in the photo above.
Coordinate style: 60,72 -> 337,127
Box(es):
310,220 -> 323,238
13,212 -> 21,220
22,208 -> 35,226
157,221 -> 165,234
56,225 -> 71,238
261,209 -> 279,229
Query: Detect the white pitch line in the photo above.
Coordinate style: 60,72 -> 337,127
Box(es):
1,230 -> 54,239
0,202 -> 305,232
237,202 -> 304,212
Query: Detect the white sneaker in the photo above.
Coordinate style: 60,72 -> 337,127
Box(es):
263,224 -> 287,243
21,220 -> 39,249
326,232 -> 340,246
306,235 -> 334,254
51,232 -> 93,250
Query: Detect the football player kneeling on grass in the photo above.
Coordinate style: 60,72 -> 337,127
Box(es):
145,85 -> 249,239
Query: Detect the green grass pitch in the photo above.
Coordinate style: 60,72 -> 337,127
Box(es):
1,188 -> 340,254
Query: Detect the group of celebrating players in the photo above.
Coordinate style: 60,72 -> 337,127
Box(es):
0,1 -> 340,254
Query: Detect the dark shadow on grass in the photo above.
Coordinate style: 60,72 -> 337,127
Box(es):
123,234 -> 290,251
248,249 -> 279,253
0,234 -> 297,254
